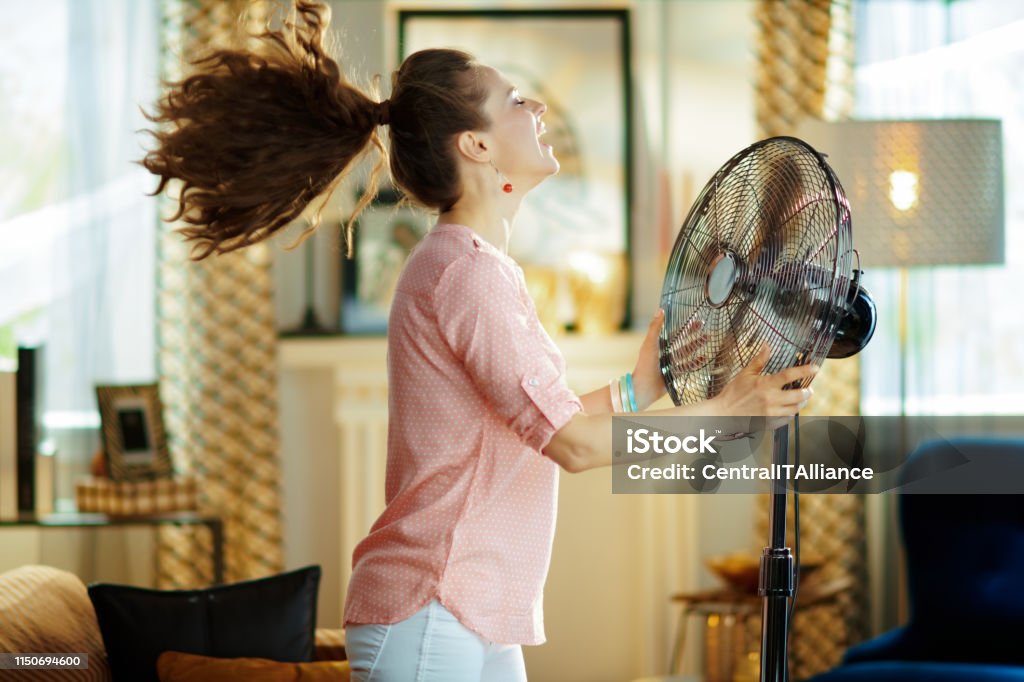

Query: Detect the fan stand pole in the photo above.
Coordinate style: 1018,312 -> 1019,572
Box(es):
760,423 -> 794,682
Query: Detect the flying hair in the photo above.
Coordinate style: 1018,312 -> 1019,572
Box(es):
140,0 -> 386,260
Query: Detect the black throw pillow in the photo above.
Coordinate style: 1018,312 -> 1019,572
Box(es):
88,565 -> 320,682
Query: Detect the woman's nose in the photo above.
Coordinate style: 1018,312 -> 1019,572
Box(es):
533,100 -> 547,116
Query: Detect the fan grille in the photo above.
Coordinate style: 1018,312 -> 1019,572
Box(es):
660,137 -> 853,406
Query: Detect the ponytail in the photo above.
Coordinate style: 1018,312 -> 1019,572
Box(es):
141,0 -> 385,260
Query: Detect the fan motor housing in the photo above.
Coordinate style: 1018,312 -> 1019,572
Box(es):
706,251 -> 743,307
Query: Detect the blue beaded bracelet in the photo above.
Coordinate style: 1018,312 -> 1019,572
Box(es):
618,375 -> 632,413
625,372 -> 638,412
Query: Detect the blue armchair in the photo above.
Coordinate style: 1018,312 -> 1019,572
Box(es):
808,437 -> 1024,682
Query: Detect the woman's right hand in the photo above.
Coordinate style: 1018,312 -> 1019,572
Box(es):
548,345 -> 818,473
710,345 -> 818,417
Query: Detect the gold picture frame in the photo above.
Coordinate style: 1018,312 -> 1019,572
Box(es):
95,383 -> 173,481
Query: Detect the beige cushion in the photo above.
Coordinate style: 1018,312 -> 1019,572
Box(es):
0,565 -> 111,681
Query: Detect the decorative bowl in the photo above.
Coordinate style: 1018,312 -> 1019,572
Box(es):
706,551 -> 823,594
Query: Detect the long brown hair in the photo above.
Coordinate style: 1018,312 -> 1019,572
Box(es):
142,1 -> 489,260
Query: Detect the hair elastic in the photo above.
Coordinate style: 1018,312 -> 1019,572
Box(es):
374,99 -> 391,126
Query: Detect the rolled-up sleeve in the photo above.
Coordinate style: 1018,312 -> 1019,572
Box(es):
434,251 -> 583,452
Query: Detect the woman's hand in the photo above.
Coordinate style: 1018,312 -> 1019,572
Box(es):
710,345 -> 817,417
632,309 -> 707,409
551,343 -> 816,473
631,309 -> 666,408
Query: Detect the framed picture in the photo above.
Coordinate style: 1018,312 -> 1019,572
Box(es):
95,384 -> 173,481
398,9 -> 633,331
341,188 -> 432,334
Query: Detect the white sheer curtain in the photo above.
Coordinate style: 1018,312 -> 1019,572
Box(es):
854,0 -> 1024,416
0,0 -> 160,501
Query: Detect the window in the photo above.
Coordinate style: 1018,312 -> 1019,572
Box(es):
854,0 -> 1024,415
0,0 -> 160,503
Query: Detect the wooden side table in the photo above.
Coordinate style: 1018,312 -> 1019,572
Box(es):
0,511 -> 225,585
669,576 -> 853,680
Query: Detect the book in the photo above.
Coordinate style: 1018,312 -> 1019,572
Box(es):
0,371 -> 17,520
16,346 -> 41,513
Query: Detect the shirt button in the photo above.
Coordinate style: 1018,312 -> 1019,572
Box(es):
528,378 -> 539,386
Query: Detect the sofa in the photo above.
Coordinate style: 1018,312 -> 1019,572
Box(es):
808,438 -> 1024,682
0,564 -> 349,681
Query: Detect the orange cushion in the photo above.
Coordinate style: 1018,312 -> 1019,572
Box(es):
313,627 -> 346,661
157,650 -> 350,682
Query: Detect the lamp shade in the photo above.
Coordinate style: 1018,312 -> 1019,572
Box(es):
797,119 -> 1004,267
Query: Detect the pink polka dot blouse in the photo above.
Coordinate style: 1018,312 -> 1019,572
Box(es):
343,222 -> 584,646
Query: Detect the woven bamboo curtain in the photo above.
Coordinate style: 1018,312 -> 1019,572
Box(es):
752,1 -> 867,679
154,0 -> 284,589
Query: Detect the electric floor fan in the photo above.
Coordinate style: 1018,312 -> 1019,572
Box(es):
658,136 -> 877,682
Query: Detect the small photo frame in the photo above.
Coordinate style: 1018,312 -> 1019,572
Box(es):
95,383 -> 173,481
341,188 -> 432,334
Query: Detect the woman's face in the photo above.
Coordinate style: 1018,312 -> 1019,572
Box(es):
477,66 -> 559,186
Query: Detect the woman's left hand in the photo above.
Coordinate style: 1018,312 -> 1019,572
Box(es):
631,309 -> 669,409
631,309 -> 707,409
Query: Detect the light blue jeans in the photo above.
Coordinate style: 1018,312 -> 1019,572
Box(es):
346,599 -> 528,682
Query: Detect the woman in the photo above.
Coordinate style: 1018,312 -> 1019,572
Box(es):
142,3 -> 816,680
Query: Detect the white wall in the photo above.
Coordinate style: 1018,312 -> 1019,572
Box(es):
278,366 -> 344,629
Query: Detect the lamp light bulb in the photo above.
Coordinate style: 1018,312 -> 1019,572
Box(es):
889,170 -> 919,211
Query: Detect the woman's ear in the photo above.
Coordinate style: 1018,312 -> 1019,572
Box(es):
454,130 -> 491,164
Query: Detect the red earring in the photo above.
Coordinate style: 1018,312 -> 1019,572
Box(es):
491,161 -> 513,193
